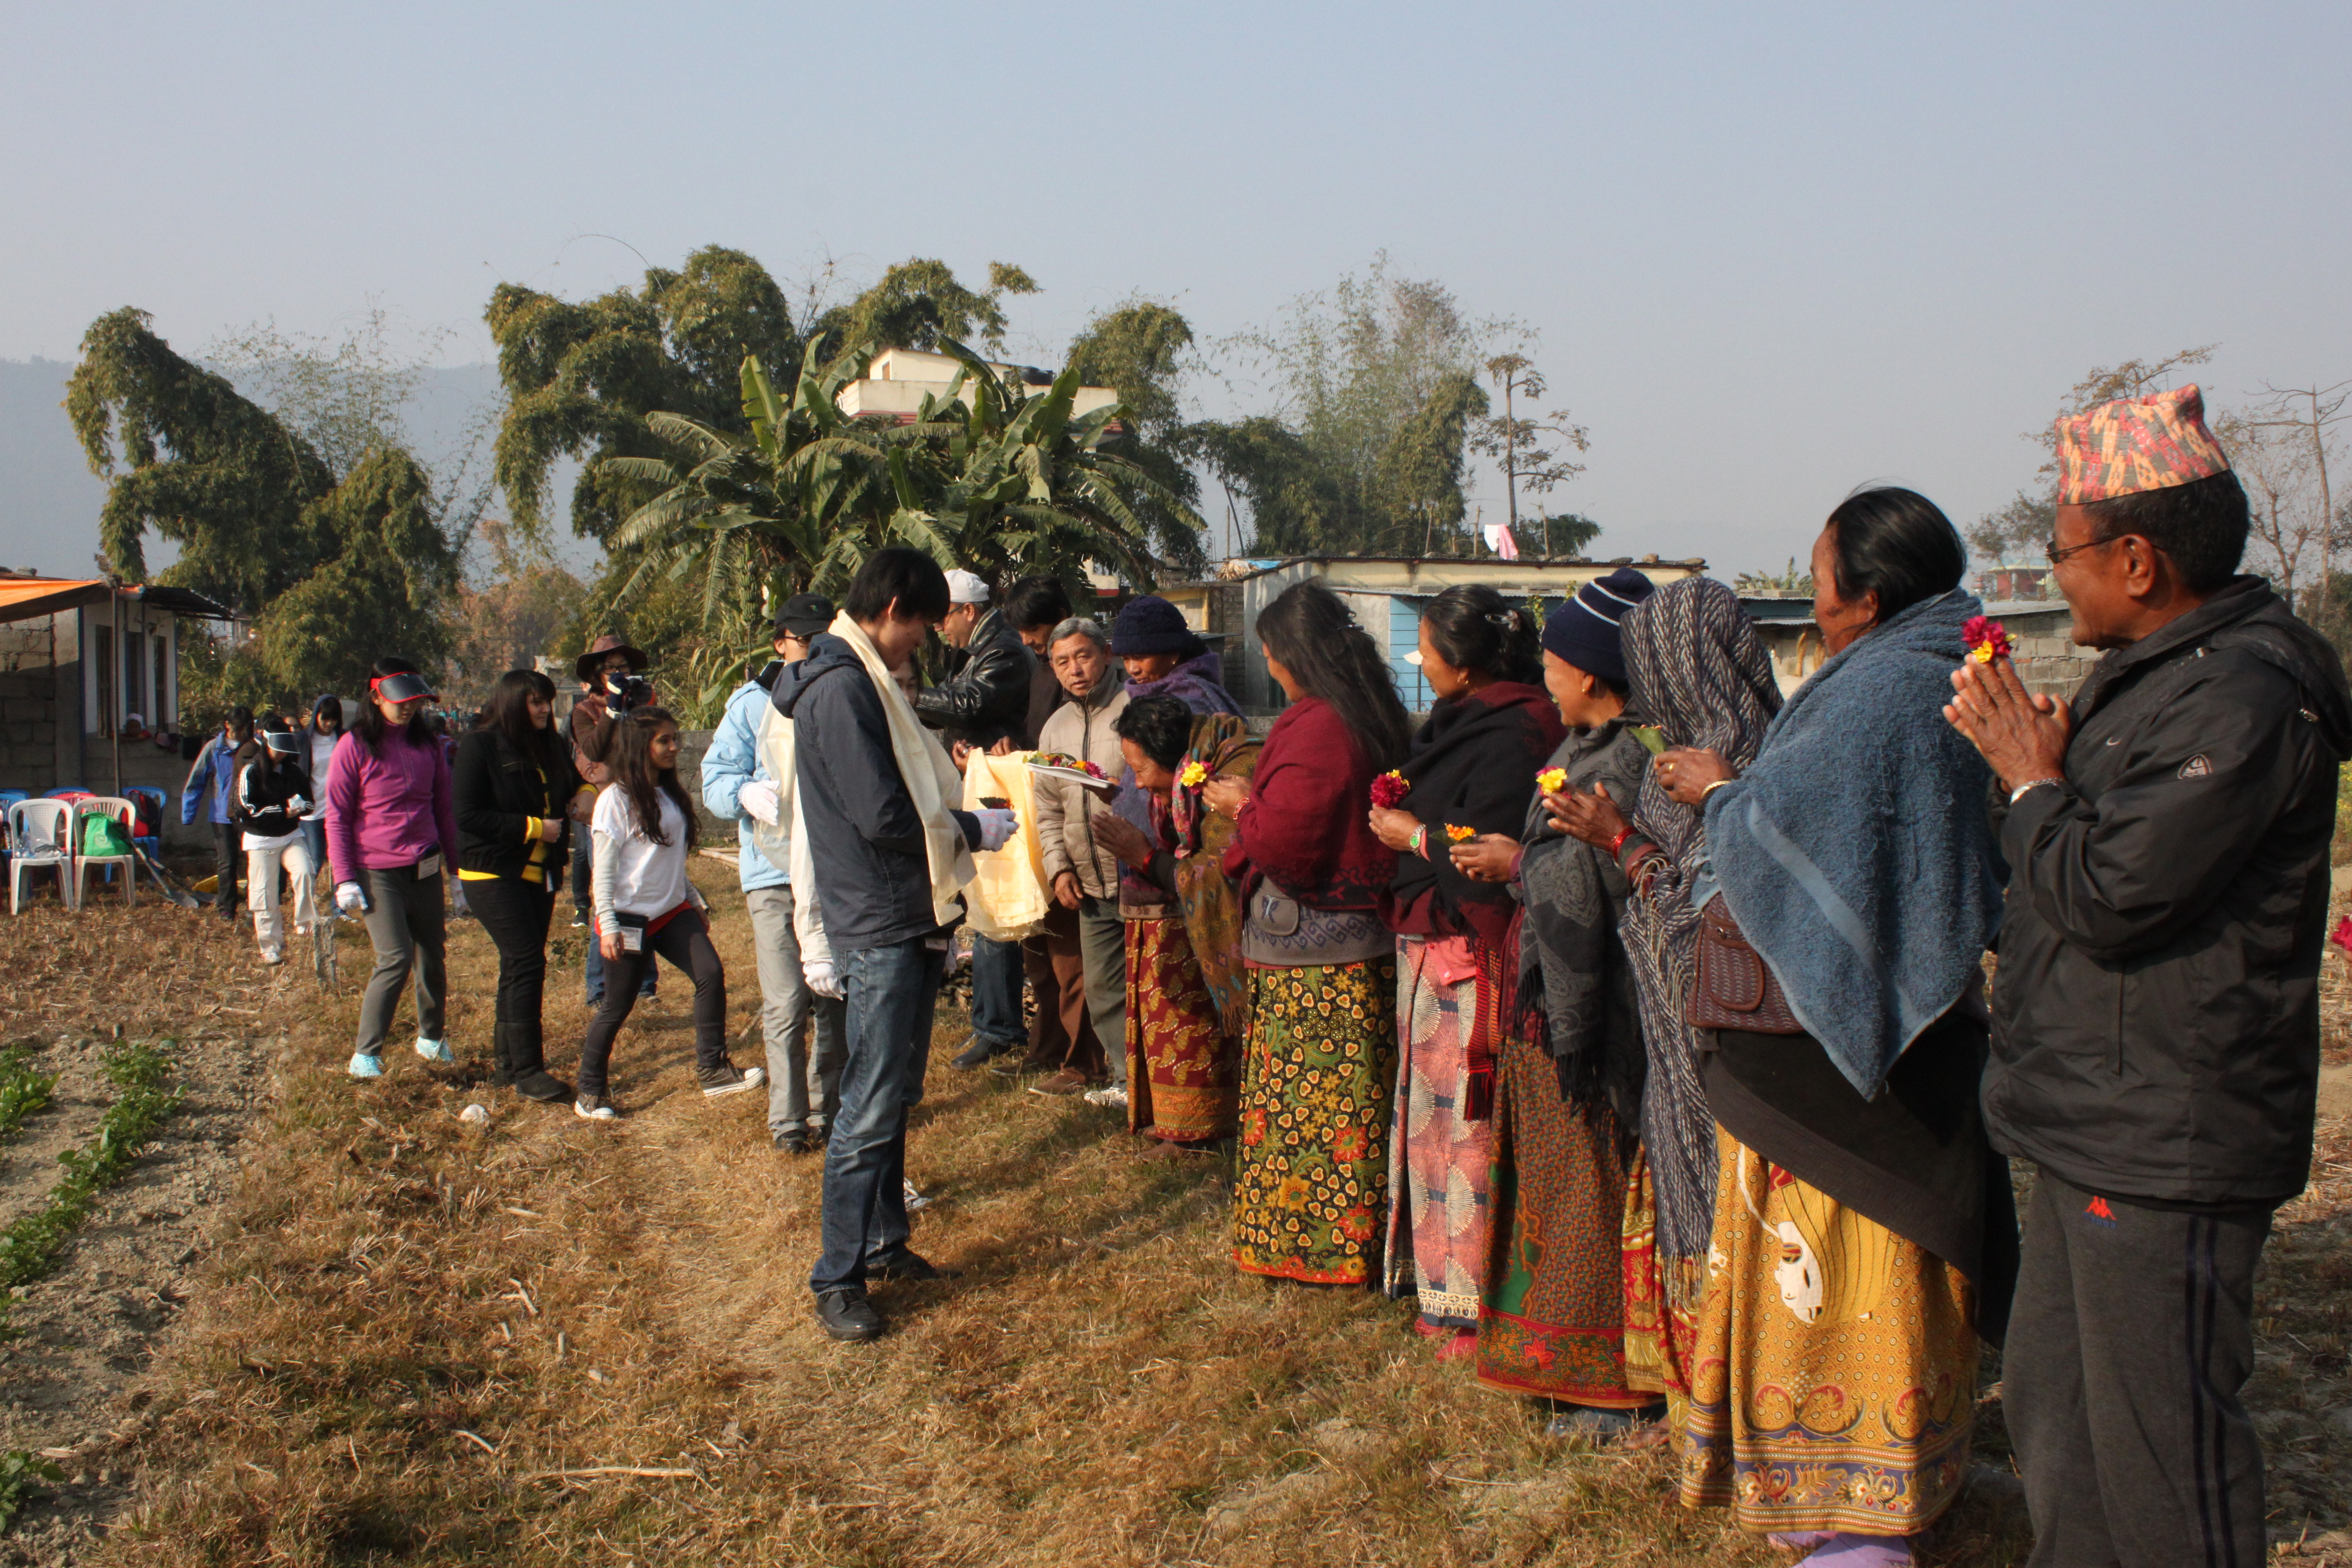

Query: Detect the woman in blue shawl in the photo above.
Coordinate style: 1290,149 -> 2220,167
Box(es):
1624,490 -> 2014,1565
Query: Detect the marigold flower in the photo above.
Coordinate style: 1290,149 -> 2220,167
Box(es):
1178,760 -> 1208,787
1445,824 -> 1475,843
1536,767 -> 1567,793
1368,770 -> 1411,809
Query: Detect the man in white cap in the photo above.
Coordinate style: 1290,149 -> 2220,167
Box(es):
914,568 -> 1043,1070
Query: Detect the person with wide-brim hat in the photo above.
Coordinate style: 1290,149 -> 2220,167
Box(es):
573,634 -> 649,686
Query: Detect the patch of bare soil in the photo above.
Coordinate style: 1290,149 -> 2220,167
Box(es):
0,877 -> 2349,1564
0,905 -> 282,1565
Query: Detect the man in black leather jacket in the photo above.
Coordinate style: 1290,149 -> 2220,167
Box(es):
916,569 -> 1035,757
1948,385 -> 2352,1568
916,569 -> 1044,1069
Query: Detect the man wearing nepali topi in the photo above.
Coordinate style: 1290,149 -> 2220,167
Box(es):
1946,385 -> 2351,1568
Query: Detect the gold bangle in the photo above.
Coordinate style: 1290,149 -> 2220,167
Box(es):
1700,779 -> 1731,799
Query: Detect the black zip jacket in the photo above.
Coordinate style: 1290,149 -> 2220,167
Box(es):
234,748 -> 312,839
914,608 -> 1039,749
776,635 -> 980,951
1985,577 -> 2352,1207
453,728 -> 579,883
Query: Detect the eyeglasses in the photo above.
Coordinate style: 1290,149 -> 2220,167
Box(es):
2043,534 -> 2114,567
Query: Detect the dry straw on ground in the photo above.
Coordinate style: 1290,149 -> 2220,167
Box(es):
0,871 -> 2345,1564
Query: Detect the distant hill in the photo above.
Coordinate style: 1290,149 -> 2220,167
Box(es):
0,359 -> 509,581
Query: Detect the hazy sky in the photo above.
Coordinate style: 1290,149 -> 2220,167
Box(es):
5,0 -> 2348,578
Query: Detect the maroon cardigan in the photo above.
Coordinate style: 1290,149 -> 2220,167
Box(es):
1224,696 -> 1395,911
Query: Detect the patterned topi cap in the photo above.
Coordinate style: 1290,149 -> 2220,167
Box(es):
2054,384 -> 2231,505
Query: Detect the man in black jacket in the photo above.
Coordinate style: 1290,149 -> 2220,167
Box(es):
919,569 -> 1047,1071
1949,384 -> 2352,1568
774,549 -> 1016,1342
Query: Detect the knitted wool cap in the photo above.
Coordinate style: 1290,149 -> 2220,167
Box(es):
1108,594 -> 1202,657
2055,384 -> 2231,504
1542,566 -> 1656,684
944,569 -> 990,605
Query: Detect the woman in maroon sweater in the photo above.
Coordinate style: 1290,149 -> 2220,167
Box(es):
1206,582 -> 1408,1286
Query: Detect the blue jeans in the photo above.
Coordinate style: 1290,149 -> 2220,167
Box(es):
300,819 -> 327,880
810,937 -> 945,1295
968,933 -> 1026,1047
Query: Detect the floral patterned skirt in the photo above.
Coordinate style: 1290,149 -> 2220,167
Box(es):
1230,958 -> 1399,1285
1475,1030 -> 1645,1404
1677,1125 -> 1978,1535
1124,915 -> 1238,1142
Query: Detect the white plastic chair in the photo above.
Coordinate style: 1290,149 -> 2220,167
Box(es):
71,796 -> 138,909
8,799 -> 74,913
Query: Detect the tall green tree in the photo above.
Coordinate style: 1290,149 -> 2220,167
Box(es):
1195,257 -> 1517,556
1065,298 -> 1206,574
65,308 -> 459,704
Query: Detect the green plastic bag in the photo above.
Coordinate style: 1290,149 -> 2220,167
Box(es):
81,814 -> 131,857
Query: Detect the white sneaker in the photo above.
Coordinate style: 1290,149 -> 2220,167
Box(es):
575,1095 -> 618,1121
348,1052 -> 384,1079
415,1037 -> 454,1064
903,1178 -> 932,1214
1083,1085 -> 1129,1109
259,946 -> 284,966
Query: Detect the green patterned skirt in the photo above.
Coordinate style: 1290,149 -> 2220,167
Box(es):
1231,958 -> 1400,1285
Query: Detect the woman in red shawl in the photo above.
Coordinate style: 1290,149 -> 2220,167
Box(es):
1205,582 -> 1410,1287
1367,586 -> 1564,1355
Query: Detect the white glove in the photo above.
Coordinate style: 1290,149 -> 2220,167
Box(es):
804,959 -> 843,1000
335,882 -> 368,916
736,780 -> 781,826
973,807 -> 1019,853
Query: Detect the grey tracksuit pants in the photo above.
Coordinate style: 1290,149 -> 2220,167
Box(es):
2006,1166 -> 2274,1568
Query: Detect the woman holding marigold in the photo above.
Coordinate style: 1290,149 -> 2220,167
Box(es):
1086,694 -> 1258,1151
1553,492 -> 2016,1566
1365,584 -> 1564,1353
1448,566 -> 1671,1435
1204,581 -> 1409,1286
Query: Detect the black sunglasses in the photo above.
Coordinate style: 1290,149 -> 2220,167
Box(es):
2044,534 -> 2113,566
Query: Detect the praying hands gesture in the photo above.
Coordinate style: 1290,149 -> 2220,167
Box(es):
1945,656 -> 2073,791
1089,810 -> 1155,870
1201,776 -> 1249,819
1543,780 -> 1632,850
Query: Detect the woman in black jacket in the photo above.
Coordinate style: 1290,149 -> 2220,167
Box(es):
455,670 -> 586,1102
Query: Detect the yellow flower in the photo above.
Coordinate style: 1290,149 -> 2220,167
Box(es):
1970,642 -> 1996,663
1536,767 -> 1567,793
1445,824 -> 1476,843
1179,760 -> 1209,787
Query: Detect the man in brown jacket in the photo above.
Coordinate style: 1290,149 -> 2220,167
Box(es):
1030,617 -> 1133,1107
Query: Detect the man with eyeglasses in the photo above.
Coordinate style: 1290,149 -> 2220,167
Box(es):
701,592 -> 847,1154
1947,385 -> 2350,1568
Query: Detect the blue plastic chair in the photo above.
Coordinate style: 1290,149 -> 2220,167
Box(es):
0,790 -> 26,869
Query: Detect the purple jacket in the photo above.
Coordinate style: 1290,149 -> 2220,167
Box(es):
324,726 -> 460,887
1115,649 -> 1241,907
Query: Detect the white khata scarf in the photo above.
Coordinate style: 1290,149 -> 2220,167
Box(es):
755,611 -> 973,929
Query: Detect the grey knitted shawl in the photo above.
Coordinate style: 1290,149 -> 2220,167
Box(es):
1618,578 -> 1783,1262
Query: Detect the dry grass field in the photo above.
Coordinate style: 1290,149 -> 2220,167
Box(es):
0,862 -> 2346,1566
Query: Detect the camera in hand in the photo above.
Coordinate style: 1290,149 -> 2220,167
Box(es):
604,669 -> 655,714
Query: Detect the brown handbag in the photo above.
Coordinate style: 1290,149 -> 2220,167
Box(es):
1686,896 -> 1804,1034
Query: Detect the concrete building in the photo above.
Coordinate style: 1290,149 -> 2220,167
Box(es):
1229,555 -> 1708,712
0,572 -> 237,840
1741,595 -> 2087,700
833,347 -> 1120,425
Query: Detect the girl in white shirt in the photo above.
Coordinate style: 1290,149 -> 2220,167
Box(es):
576,707 -> 763,1119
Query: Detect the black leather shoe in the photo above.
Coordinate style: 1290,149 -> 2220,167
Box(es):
950,1034 -> 1010,1070
814,1288 -> 884,1342
513,1069 -> 572,1104
773,1126 -> 811,1153
867,1252 -> 960,1283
